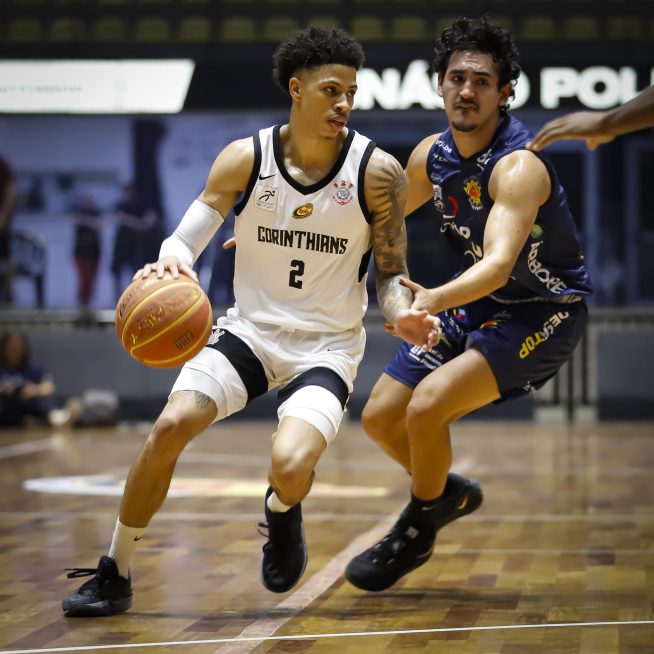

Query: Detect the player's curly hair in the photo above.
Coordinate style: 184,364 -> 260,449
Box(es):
433,16 -> 521,115
273,26 -> 365,95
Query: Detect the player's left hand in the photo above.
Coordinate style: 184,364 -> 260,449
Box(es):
390,310 -> 442,351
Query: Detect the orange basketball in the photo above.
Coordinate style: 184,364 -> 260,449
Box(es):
115,271 -> 213,369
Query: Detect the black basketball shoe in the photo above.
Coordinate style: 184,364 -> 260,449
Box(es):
62,555 -> 133,617
345,472 -> 483,592
259,486 -> 308,593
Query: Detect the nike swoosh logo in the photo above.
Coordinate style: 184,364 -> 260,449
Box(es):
421,505 -> 437,511
457,496 -> 468,510
133,536 -> 143,541
259,173 -> 275,180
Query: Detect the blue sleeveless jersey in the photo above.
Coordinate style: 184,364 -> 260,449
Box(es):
426,115 -> 593,302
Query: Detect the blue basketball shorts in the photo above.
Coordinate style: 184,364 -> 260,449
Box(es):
385,296 -> 588,402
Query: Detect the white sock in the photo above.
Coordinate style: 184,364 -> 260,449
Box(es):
267,491 -> 292,513
108,518 -> 146,578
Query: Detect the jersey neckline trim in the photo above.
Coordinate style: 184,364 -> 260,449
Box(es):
272,124 -> 356,195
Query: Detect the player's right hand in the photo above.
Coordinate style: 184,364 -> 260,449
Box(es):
133,256 -> 198,282
526,111 -> 615,151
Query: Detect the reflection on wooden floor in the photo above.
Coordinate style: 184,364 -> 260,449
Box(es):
1,418 -> 653,653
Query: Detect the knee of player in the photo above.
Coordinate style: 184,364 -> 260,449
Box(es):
361,402 -> 389,442
147,414 -> 192,461
270,452 -> 313,495
405,395 -> 444,432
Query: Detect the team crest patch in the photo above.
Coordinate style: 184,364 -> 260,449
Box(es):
254,184 -> 278,212
464,177 -> 483,210
207,329 -> 224,345
292,203 -> 313,218
333,180 -> 354,206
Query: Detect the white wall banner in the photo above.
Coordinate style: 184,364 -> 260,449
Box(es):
0,60 -> 195,113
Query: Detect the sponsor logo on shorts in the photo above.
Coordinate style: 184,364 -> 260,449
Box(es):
409,345 -> 444,370
528,241 -> 568,294
519,311 -> 570,359
207,329 -> 225,346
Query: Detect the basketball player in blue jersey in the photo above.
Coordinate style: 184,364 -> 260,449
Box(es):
61,26 -> 440,616
345,16 -> 593,592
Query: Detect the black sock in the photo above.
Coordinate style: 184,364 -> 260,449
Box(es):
406,492 -> 443,532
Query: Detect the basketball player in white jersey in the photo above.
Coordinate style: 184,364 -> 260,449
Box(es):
62,26 -> 441,616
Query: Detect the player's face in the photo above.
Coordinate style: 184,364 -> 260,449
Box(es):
292,64 -> 358,136
438,50 -> 512,134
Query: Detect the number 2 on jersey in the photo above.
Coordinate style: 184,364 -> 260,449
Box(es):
289,259 -> 305,289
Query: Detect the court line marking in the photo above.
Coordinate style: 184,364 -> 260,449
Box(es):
1,512 -> 654,523
2,620 -> 653,654
180,452 -> 401,471
180,452 -> 654,476
0,440 -> 51,459
211,451 -> 607,652
211,509 -> 402,653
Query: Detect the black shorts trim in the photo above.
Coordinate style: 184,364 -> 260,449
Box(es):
206,329 -> 268,403
277,367 -> 349,410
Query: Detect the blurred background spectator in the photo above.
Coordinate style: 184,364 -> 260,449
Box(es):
110,182 -> 158,302
71,193 -> 104,316
0,330 -> 81,429
0,154 -> 16,306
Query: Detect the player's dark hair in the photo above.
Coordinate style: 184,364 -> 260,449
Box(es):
0,329 -> 31,369
433,16 -> 521,115
273,26 -> 365,95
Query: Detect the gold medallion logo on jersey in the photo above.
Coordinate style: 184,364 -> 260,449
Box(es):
333,180 -> 354,206
292,203 -> 313,218
463,177 -> 483,210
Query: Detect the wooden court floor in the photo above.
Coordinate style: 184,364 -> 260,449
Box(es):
0,418 -> 653,654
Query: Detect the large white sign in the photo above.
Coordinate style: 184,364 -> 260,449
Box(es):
0,60 -> 195,113
355,61 -> 654,111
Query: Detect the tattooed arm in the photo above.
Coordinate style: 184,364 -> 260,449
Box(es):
365,149 -> 440,350
365,149 -> 412,322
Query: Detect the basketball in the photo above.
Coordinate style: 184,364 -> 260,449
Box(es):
115,271 -> 213,369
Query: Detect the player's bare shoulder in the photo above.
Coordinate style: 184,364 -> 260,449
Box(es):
363,148 -> 407,224
408,133 -> 443,172
404,133 -> 441,215
205,136 -> 257,196
489,149 -> 551,206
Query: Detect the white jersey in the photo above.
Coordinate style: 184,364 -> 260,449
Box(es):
232,125 -> 376,332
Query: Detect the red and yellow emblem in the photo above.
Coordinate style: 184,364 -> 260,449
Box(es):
464,177 -> 483,210
292,203 -> 313,219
